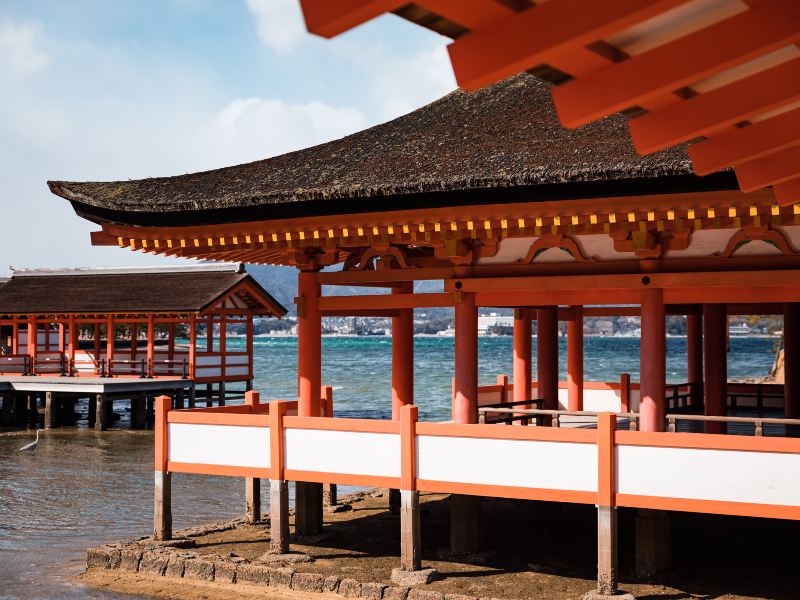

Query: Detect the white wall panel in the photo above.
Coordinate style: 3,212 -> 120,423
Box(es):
284,429 -> 400,477
417,435 -> 597,492
168,423 -> 270,468
617,445 -> 800,506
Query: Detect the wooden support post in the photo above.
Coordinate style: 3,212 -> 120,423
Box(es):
154,395 -> 172,541
188,316 -> 197,380
206,384 -> 213,408
784,303 -> 799,421
686,310 -> 703,407
269,399 -> 289,554
320,385 -> 337,507
703,304 -> 728,434
45,392 -> 57,429
567,305 -> 584,411
246,316 -> 254,383
131,393 -> 146,429
513,308 -> 532,407
391,282 -> 414,515
634,509 -> 671,580
188,384 -> 196,408
93,323 -> 101,375
399,405 -> 422,572
219,381 -> 226,406
246,478 -> 261,524
95,394 -> 111,431
0,392 -> 11,426
28,316 -> 37,374
88,394 -> 97,428
452,291 -> 479,555
174,388 -> 185,410
130,322 -> 138,363
145,396 -> 154,427
106,316 -> 114,377
16,393 -> 30,426
537,306 -> 559,424
296,270 -> 323,536
146,314 -> 155,378
640,288 -> 666,432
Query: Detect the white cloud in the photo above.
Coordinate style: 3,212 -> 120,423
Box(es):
201,97 -> 368,165
245,0 -> 308,54
0,17 -> 50,80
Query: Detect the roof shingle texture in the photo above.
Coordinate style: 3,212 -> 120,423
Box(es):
0,271 -> 282,315
48,74 -> 693,214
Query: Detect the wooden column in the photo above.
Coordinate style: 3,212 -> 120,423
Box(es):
270,400 -> 289,554
595,413 -> 621,597
451,291 -> 479,555
106,316 -> 114,376
67,316 -> 77,376
188,316 -> 197,380
640,288 -> 666,432
11,321 -> 18,354
296,270 -> 323,536
167,322 -> 175,369
686,310 -> 703,407
130,323 -> 138,363
28,316 -> 37,374
131,392 -> 146,429
513,308 -> 532,407
537,306 -> 559,415
154,396 -> 172,541
58,323 -> 65,353
246,316 -> 254,386
245,390 -> 261,524
703,304 -> 728,434
95,394 -> 111,431
45,392 -> 57,429
567,305 -> 584,411
93,323 -> 101,375
219,315 -> 227,403
390,283 -> 414,515
399,405 -> 422,572
784,304 -> 799,421
146,314 -> 155,378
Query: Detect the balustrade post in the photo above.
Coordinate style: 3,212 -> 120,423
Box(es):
245,391 -> 261,524
154,395 -> 172,541
269,400 -> 289,554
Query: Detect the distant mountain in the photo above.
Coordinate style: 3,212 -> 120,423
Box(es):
245,264 -> 443,315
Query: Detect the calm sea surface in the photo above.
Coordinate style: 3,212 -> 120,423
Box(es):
0,336 -> 779,599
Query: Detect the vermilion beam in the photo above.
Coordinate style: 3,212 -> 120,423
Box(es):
417,0 -> 511,30
772,176 -> 800,206
735,145 -> 800,192
448,0 -> 689,91
689,107 -> 800,176
630,57 -> 800,154
319,293 -> 453,311
299,0 -> 404,38
553,0 -> 800,128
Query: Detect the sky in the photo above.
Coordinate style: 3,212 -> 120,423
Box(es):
0,0 -> 456,270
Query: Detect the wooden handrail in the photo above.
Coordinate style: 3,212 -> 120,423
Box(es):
667,413 -> 800,436
478,406 -> 640,430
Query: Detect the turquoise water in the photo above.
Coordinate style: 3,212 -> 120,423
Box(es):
245,335 -> 780,421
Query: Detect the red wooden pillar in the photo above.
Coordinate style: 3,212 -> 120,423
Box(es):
130,323 -> 138,368
703,304 -> 727,434
392,282 -> 414,419
453,291 -> 478,424
451,290 -> 480,555
640,288 -> 665,432
246,316 -> 254,385
537,306 -> 559,412
785,303 -> 800,420
106,316 -> 114,376
513,308 -> 532,407
296,270 -> 323,535
686,309 -> 703,407
28,316 -> 37,374
93,323 -> 101,375
147,314 -> 155,377
188,315 -> 197,379
11,320 -> 18,354
68,316 -> 77,375
167,323 -> 175,362
567,305 -> 584,411
58,323 -> 65,353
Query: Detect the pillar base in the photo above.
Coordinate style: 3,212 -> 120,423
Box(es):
154,471 -> 172,541
450,494 -> 480,556
390,567 -> 438,586
583,591 -> 635,600
270,480 -> 289,554
246,477 -> 261,524
634,509 -> 670,580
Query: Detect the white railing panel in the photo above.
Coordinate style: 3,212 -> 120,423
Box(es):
168,423 -> 269,469
417,435 -> 597,492
617,445 -> 800,507
284,429 -> 400,477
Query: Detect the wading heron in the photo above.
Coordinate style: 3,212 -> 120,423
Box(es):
18,429 -> 42,452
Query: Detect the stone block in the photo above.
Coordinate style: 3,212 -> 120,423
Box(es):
292,572 -> 325,593
119,548 -> 143,572
391,568 -> 438,586
445,595 -> 477,600
582,591 -> 636,600
86,546 -> 121,570
361,581 -> 388,599
338,578 -> 362,597
267,566 -> 294,589
164,556 -> 186,578
139,552 -> 170,576
383,588 -> 410,600
323,575 -> 341,593
236,563 -> 271,586
214,560 -> 237,583
408,590 -> 444,600
183,558 -> 215,581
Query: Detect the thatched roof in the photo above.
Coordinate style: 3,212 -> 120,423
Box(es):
49,74 -> 733,226
0,265 -> 286,316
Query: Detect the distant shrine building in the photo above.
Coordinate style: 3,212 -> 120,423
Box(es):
48,73 -> 800,596
0,264 -> 285,428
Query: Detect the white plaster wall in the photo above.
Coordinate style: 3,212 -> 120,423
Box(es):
284,429 -> 400,477
168,423 -> 270,468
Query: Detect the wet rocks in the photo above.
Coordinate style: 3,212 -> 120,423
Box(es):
86,546 -> 122,570
183,557 -> 215,581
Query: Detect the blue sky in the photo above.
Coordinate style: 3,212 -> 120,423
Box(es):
0,0 -> 455,268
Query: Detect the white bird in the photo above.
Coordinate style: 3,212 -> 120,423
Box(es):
18,429 -> 42,452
